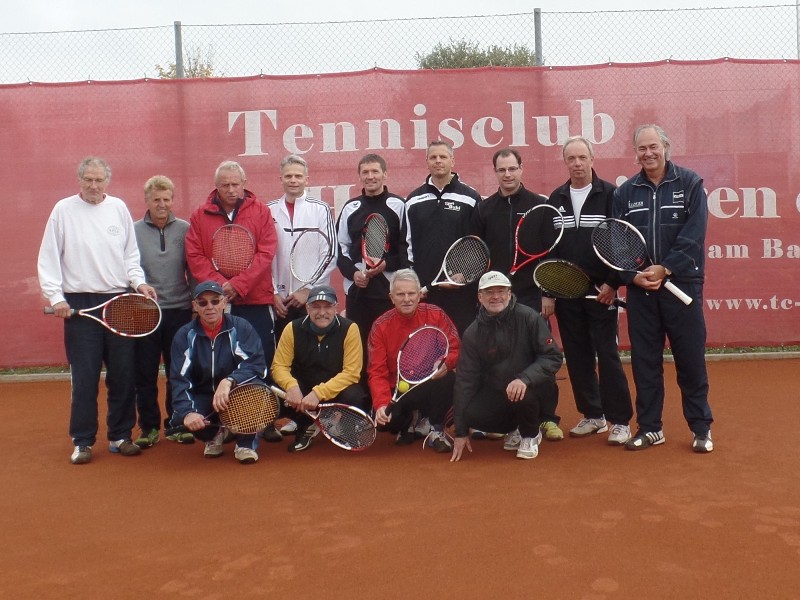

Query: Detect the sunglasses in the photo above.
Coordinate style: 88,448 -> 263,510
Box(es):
195,298 -> 223,307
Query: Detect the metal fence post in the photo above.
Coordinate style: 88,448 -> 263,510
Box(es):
534,8 -> 543,66
174,20 -> 184,79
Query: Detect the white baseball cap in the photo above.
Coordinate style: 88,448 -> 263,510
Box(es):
478,271 -> 512,290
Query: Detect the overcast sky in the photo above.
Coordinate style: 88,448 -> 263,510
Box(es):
6,0 -> 782,32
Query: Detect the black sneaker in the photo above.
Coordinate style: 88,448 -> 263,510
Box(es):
692,431 -> 714,453
624,430 -> 665,451
395,429 -> 414,446
288,425 -> 317,453
424,430 -> 453,453
260,424 -> 283,443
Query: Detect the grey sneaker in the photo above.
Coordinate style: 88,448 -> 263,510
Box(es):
204,429 -> 225,458
692,431 -> 714,453
625,430 -> 665,451
516,432 -> 542,460
109,439 -> 142,456
424,429 -> 452,453
607,424 -> 631,446
234,446 -> 259,464
503,429 -> 521,451
569,417 -> 609,438
414,416 -> 432,439
70,445 -> 92,465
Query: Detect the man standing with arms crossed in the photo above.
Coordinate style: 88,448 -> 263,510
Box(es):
471,148 -> 562,442
404,141 -> 481,335
613,124 -> 713,452
38,157 -> 157,464
544,137 -> 633,445
133,175 -> 195,448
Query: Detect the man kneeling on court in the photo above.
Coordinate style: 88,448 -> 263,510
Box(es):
170,281 -> 268,464
369,269 -> 460,452
450,272 -> 563,462
272,285 -> 369,452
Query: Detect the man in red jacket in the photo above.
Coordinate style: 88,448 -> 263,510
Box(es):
185,161 -> 278,367
368,269 -> 460,453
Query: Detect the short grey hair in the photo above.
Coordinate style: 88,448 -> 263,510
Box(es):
562,136 -> 594,160
390,268 -> 421,292
78,157 -> 111,183
215,160 -> 246,184
427,140 -> 454,158
280,154 -> 308,174
633,124 -> 672,161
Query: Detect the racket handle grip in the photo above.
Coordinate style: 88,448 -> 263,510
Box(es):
663,281 -> 693,306
613,298 -> 627,309
43,306 -> 76,315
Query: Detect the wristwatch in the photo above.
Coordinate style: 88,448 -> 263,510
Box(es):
225,377 -> 236,387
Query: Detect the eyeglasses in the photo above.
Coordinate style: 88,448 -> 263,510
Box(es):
495,167 -> 520,174
195,298 -> 223,307
81,177 -> 106,185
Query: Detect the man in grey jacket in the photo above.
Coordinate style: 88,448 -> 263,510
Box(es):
450,272 -> 563,462
133,175 -> 194,448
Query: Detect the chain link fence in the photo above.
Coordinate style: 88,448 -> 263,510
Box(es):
1,5 -> 798,83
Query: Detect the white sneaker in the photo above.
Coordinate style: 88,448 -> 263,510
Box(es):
607,424 -> 632,446
234,446 -> 258,464
569,417 -> 609,438
516,432 -> 542,460
279,420 -> 298,434
692,431 -> 713,453
503,428 -> 521,451
414,416 -> 432,439
204,428 -> 225,458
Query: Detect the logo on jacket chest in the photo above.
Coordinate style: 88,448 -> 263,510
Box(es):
442,201 -> 461,212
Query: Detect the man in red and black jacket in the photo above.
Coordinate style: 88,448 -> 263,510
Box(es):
185,160 -> 278,368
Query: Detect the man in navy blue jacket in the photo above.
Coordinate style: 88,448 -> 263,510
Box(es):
170,281 -> 269,464
613,125 -> 713,453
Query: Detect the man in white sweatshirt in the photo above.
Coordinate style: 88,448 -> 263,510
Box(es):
38,157 -> 157,465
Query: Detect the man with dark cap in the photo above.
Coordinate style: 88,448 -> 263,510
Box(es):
271,284 -> 369,453
170,281 -> 269,464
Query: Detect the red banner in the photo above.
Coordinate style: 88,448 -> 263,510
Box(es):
3,59 -> 799,367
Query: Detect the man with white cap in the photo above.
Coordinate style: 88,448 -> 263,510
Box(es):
272,284 -> 369,453
450,271 -> 563,461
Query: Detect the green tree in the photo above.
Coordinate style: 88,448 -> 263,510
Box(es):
156,44 -> 218,78
416,39 -> 538,69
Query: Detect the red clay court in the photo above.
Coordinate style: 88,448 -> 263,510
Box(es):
3,358 -> 798,599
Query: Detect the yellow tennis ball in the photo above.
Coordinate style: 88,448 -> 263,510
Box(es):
397,380 -> 410,393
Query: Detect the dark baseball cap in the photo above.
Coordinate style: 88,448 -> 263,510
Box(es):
306,284 -> 337,305
193,280 -> 224,299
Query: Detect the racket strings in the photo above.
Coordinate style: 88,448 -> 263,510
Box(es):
103,296 -> 161,336
398,330 -> 448,383
290,230 -> 333,283
534,262 -> 592,298
212,226 -> 256,278
593,222 -> 648,270
363,218 -> 389,259
316,406 -> 376,450
516,207 -> 564,257
220,385 -> 279,434
444,238 -> 491,282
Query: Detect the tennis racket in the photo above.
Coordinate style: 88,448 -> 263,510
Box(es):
44,293 -> 162,337
289,228 -> 335,292
216,383 -> 281,435
385,325 -> 449,418
591,219 -> 693,305
361,213 -> 390,270
421,235 -> 490,293
510,204 -> 565,275
269,386 -> 376,451
533,259 -> 626,308
211,223 -> 256,278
